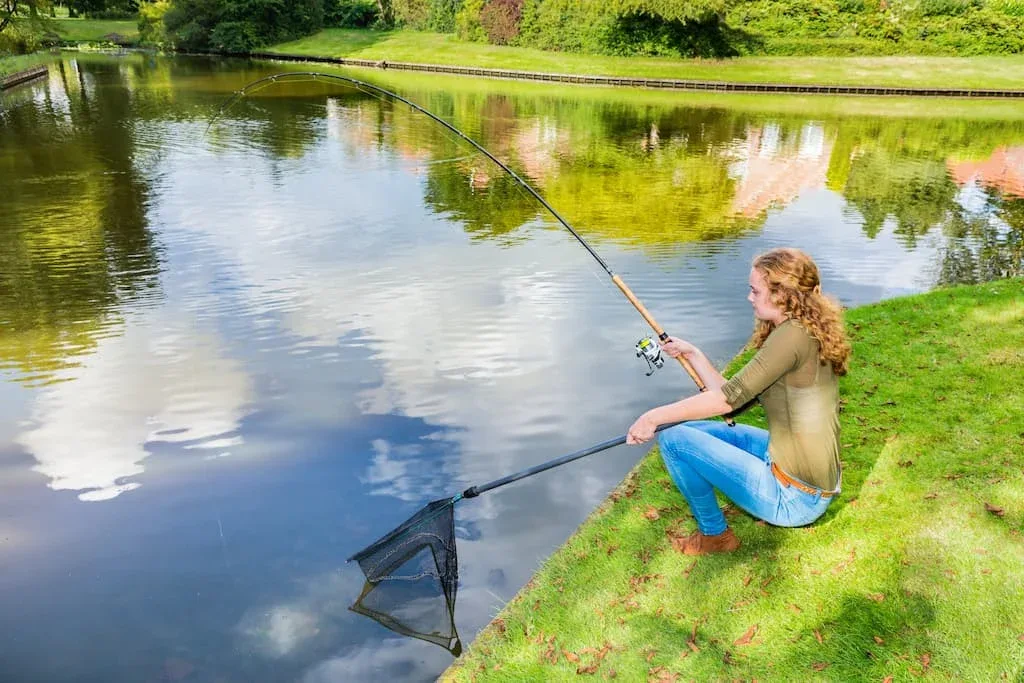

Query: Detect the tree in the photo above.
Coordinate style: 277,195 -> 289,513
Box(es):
1,1 -> 52,34
164,0 -> 325,52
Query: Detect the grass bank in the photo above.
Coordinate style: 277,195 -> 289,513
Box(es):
0,51 -> 52,80
50,18 -> 138,45
268,29 -> 1024,90
443,279 -> 1024,682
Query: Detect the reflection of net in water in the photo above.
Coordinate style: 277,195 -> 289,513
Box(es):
350,576 -> 462,656
349,498 -> 462,656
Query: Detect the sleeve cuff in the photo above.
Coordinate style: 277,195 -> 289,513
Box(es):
721,376 -> 748,410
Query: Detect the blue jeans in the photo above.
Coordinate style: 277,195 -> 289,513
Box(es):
657,421 -> 834,536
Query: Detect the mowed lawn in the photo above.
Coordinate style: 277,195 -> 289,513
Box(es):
269,29 -> 1024,90
50,18 -> 139,43
443,279 -> 1024,681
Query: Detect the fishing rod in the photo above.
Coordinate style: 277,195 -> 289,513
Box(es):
210,71 -> 733,426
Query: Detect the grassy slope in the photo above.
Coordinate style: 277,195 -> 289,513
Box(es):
344,65 -> 1024,120
268,29 -> 1024,90
0,52 -> 52,79
444,279 -> 1024,682
50,18 -> 138,43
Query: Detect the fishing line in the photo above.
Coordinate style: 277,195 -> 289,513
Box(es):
208,70 -> 732,424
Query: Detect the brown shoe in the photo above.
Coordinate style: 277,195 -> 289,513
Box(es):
671,528 -> 740,556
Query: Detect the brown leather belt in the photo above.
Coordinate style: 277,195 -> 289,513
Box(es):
771,462 -> 837,498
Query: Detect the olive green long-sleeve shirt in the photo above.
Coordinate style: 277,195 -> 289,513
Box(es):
721,320 -> 841,491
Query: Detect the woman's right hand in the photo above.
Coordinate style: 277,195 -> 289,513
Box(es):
659,336 -> 698,359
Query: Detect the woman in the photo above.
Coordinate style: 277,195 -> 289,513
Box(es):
626,248 -> 851,555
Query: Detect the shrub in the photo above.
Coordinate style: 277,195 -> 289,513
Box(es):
393,0 -> 430,28
455,0 -> 487,41
325,0 -> 378,27
479,0 -> 522,45
427,0 -> 460,31
164,0 -> 325,52
0,23 -> 42,54
989,0 -> 1024,16
917,0 -> 981,16
138,0 -> 172,47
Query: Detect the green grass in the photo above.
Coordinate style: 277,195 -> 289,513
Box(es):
269,29 -> 1024,90
343,64 -> 1024,121
0,52 -> 52,80
443,279 -> 1024,682
50,18 -> 138,44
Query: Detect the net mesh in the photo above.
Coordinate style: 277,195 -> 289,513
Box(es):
350,578 -> 462,656
349,497 -> 459,600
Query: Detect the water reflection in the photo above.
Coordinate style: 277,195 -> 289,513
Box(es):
0,52 -> 1022,682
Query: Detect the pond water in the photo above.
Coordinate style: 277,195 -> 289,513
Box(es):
0,53 -> 1021,682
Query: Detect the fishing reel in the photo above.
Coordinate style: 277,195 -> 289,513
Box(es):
635,336 -> 664,376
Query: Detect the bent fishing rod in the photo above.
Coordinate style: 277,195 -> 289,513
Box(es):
210,71 -> 733,426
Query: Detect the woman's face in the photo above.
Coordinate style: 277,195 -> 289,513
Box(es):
748,268 -> 785,323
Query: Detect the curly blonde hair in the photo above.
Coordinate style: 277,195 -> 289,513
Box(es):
750,248 -> 851,376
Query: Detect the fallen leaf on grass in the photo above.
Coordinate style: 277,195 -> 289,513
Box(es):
874,636 -> 885,645
576,663 -> 598,675
743,575 -> 753,587
812,662 -> 831,671
868,593 -> 885,602
921,653 -> 931,671
787,604 -> 802,613
814,630 -> 824,644
643,506 -> 661,521
647,666 -> 679,682
883,677 -> 894,683
984,502 -> 1005,517
833,549 -> 857,574
564,651 -> 580,663
1018,634 -> 1024,642
734,624 -> 758,646
924,492 -> 938,500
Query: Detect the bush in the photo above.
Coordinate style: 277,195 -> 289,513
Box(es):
164,0 -> 325,52
325,0 -> 378,27
138,0 -> 172,47
393,0 -> 430,27
989,0 -> 1024,16
427,0 -> 460,31
455,0 -> 487,41
479,0 -> 522,45
917,0 -> 981,17
0,23 -> 42,54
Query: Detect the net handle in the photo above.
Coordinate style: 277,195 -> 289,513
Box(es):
462,422 -> 682,498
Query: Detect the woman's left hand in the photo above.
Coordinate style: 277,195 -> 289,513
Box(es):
626,413 -> 658,445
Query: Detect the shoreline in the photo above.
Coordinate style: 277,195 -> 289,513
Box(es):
250,51 -> 1024,99
441,279 -> 1024,681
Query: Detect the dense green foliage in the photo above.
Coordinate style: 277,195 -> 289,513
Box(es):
163,0 -> 325,51
8,0 -> 1024,56
332,0 -> 1024,57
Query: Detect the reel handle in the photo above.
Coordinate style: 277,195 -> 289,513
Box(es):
611,275 -> 736,428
